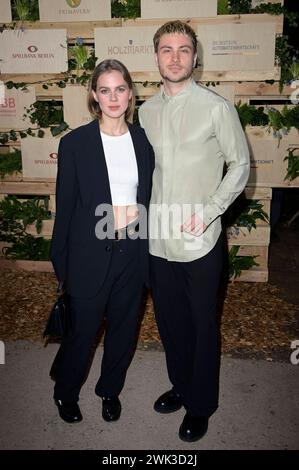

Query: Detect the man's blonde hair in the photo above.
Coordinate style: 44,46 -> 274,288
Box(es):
153,20 -> 198,54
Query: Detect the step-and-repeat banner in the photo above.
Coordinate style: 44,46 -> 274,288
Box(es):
21,137 -> 59,180
202,84 -> 235,103
0,86 -> 36,130
0,0 -> 11,23
251,0 -> 282,7
247,129 -> 299,187
95,26 -> 157,72
0,29 -> 68,73
197,23 -> 276,72
95,22 -> 276,74
63,85 -> 92,129
38,0 -> 111,22
141,0 -> 217,19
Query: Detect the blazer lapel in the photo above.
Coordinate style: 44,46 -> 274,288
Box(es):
128,124 -> 146,206
88,120 -> 112,206
82,121 -> 146,208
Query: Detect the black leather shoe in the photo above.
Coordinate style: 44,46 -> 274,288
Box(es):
154,388 -> 183,414
55,399 -> 83,423
179,413 -> 208,442
102,396 -> 121,422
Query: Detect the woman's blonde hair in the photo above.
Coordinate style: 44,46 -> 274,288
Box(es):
87,59 -> 135,122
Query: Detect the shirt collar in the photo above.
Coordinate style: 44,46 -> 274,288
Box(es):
161,79 -> 195,103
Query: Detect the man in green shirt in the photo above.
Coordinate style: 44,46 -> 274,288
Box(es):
139,21 -> 250,442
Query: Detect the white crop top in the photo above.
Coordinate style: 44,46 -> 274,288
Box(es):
101,131 -> 138,206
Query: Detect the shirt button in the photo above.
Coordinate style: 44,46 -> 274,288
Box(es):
105,245 -> 111,252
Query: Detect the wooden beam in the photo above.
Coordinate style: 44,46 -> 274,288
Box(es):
0,181 -> 55,195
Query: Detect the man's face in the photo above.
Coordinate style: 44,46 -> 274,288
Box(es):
155,33 -> 197,84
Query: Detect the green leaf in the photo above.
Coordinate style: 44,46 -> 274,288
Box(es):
0,149 -> 22,178
50,121 -> 69,137
284,148 -> 299,181
5,81 -> 14,90
228,245 -> 259,280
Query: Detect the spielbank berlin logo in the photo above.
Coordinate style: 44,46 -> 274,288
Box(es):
28,45 -> 38,53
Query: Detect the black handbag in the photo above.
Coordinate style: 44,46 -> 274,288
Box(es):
43,282 -> 70,338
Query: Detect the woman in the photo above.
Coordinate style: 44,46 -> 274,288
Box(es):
50,59 -> 154,424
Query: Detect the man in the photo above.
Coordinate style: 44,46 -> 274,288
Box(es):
139,21 -> 250,442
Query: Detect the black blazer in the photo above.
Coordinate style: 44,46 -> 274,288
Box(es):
50,119 -> 154,298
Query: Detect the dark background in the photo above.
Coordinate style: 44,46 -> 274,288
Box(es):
283,0 -> 299,50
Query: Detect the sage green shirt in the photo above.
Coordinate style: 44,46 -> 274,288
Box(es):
139,80 -> 250,262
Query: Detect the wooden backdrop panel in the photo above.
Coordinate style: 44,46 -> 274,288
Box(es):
38,0 -> 111,23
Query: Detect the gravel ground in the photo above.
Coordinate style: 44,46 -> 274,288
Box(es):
0,270 -> 298,362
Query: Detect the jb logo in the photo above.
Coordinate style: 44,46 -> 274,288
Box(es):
0,341 -> 5,365
290,340 -> 299,365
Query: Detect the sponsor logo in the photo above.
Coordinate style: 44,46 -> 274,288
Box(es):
59,0 -> 91,15
11,47 -> 55,60
108,40 -> 154,56
66,0 -> 81,7
212,40 -> 260,57
34,156 -> 57,165
250,158 -> 274,169
27,45 -> 38,53
49,152 -> 58,159
0,96 -> 16,116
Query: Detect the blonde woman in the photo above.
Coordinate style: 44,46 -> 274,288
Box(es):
50,59 -> 154,424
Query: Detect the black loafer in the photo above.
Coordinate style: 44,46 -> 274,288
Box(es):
154,388 -> 183,414
179,413 -> 208,442
55,399 -> 83,423
102,396 -> 121,422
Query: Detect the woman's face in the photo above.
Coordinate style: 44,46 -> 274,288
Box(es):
92,70 -> 132,121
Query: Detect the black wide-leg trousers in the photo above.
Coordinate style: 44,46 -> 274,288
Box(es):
150,233 -> 223,417
53,237 -> 143,403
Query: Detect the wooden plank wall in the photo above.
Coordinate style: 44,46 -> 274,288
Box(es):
0,10 -> 295,280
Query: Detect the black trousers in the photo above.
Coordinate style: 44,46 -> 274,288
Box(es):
52,236 -> 143,402
150,233 -> 223,417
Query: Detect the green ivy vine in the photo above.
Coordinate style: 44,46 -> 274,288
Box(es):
111,0 -> 140,19
12,0 -> 39,22
225,199 -> 269,232
0,37 -> 98,141
228,245 -> 259,279
284,147 -> 299,181
0,195 -> 51,261
0,100 -> 68,144
0,195 -> 51,234
235,102 -> 299,149
0,148 -> 22,178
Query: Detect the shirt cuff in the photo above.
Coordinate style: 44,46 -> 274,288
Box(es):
202,202 -> 221,228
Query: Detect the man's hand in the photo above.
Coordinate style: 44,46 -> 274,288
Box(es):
181,213 -> 206,237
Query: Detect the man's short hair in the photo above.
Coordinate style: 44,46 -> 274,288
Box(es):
153,20 -> 198,54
